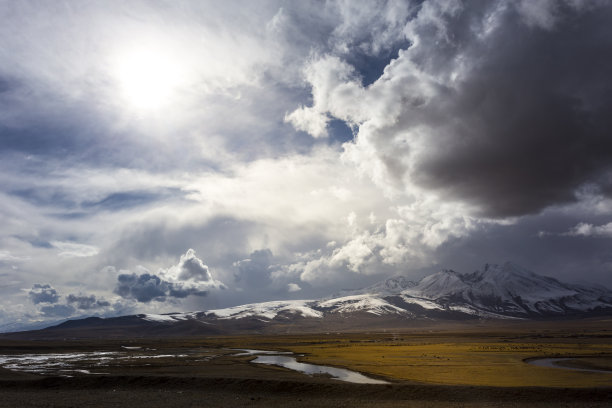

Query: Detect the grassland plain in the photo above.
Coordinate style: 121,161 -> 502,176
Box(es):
0,319 -> 611,407
204,319 -> 612,387
287,339 -> 612,387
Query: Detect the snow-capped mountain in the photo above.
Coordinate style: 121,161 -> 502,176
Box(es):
334,275 -> 417,297
202,295 -> 409,320
207,300 -> 323,320
402,262 -> 612,317
5,262 -> 612,338
127,262 -> 612,321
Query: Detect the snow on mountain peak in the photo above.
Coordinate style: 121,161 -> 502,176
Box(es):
401,262 -> 612,316
333,275 -> 418,298
411,269 -> 468,297
137,262 -> 612,327
207,300 -> 322,320
317,294 -> 409,316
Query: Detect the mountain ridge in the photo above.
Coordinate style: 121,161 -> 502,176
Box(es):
4,262 -> 612,338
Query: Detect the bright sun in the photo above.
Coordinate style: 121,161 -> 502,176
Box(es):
112,48 -> 184,111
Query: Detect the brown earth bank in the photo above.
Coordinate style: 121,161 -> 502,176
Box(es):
0,376 -> 611,408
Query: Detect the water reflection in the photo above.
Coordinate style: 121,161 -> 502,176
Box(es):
527,358 -> 612,374
252,355 -> 388,384
231,349 -> 292,356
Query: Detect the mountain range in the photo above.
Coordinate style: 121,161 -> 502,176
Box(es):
5,262 -> 612,339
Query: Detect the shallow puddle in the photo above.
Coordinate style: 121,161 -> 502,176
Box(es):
0,351 -> 189,375
0,352 -> 119,375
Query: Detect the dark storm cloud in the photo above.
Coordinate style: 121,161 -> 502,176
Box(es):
402,2 -> 612,216
299,1 -> 612,218
115,273 -> 168,303
432,210 -> 612,288
114,272 -> 208,303
28,284 -> 59,304
66,294 -> 110,310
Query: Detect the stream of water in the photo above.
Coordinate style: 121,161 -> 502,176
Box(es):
251,354 -> 388,384
527,358 -> 612,374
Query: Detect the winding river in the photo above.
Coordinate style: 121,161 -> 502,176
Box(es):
251,354 -> 388,384
527,357 -> 612,374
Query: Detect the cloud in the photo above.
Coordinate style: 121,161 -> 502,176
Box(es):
234,249 -> 274,288
66,294 -> 111,310
115,272 -> 178,303
284,106 -> 330,139
515,0 -> 560,30
2,1 -> 612,327
114,270 -> 217,303
231,249 -> 321,300
27,284 -> 117,319
164,248 -> 213,282
285,56 -> 366,139
39,303 -> 75,317
563,222 -> 612,237
115,249 -> 225,303
159,249 -> 226,290
327,0 -> 413,58
28,284 -> 60,304
287,283 -> 301,293
51,241 -> 99,258
290,1 -> 612,217
285,198 -> 487,286
0,251 -> 29,263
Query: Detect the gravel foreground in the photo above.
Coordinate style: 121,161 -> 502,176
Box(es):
1,376 -> 611,408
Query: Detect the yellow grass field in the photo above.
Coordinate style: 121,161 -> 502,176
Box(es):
214,321 -> 612,387
289,340 -> 612,387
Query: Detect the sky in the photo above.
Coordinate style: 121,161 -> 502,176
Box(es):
2,0 -> 612,329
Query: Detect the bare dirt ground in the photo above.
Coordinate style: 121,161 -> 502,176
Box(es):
1,375 -> 612,408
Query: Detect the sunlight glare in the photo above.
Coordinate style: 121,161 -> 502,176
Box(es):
113,48 -> 185,111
